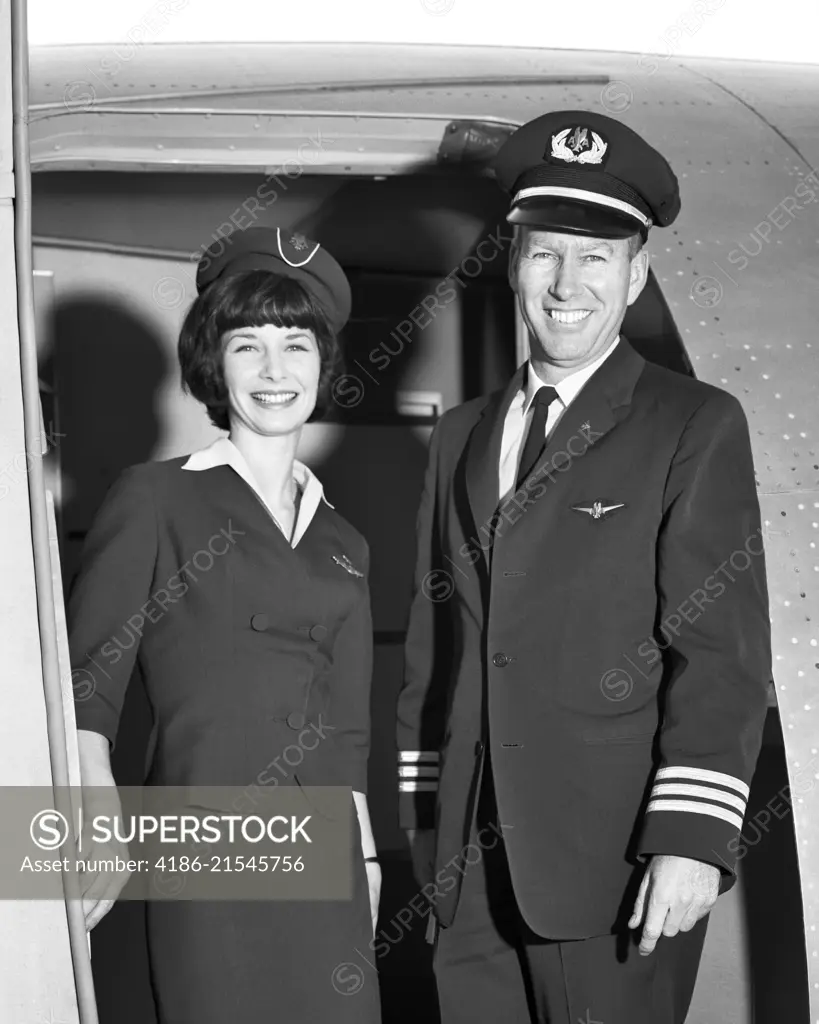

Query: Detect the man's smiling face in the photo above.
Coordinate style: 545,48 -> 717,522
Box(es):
510,227 -> 649,372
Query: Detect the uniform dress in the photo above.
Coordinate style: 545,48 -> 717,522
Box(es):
69,437 -> 381,1024
397,337 -> 771,1024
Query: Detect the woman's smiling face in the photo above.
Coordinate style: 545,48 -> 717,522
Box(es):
221,322 -> 321,437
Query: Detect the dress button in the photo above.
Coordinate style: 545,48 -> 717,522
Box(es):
287,712 -> 306,730
492,652 -> 509,668
251,613 -> 269,631
309,624 -> 328,642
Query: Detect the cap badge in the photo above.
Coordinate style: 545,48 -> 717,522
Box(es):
276,227 -> 321,268
550,127 -> 608,165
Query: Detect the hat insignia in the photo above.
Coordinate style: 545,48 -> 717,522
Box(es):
551,127 -> 608,165
276,227 -> 321,268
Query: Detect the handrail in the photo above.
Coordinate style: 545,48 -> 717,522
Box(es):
10,0 -> 99,1020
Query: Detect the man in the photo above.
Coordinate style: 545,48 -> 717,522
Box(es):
395,110 -> 771,1024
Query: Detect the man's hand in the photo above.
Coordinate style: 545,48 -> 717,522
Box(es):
628,854 -> 720,956
406,828 -> 436,889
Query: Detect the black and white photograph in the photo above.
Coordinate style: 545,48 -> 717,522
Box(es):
1,0 -> 817,1020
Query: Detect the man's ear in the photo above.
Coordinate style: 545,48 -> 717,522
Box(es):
508,225 -> 522,294
626,247 -> 649,307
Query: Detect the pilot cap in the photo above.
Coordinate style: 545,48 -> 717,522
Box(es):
493,110 -> 680,239
196,226 -> 352,332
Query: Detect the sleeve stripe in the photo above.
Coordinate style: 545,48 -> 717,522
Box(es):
646,798 -> 744,831
399,780 -> 438,793
398,751 -> 440,764
655,766 -> 749,799
650,783 -> 746,814
398,766 -> 439,779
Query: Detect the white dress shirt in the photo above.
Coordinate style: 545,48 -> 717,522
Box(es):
182,437 -> 333,547
498,338 -> 620,502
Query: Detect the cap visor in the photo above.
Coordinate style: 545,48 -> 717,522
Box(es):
507,197 -> 643,239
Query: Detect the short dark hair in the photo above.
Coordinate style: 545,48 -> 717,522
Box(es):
178,270 -> 342,432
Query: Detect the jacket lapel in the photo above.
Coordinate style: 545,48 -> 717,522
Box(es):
464,365 -> 526,568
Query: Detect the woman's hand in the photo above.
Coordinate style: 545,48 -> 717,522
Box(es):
77,730 -> 133,930
365,860 -> 382,936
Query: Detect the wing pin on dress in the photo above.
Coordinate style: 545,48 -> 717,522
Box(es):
332,554 -> 364,577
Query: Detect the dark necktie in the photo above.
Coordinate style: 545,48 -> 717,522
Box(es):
516,386 -> 559,489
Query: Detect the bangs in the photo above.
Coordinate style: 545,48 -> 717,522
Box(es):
210,271 -> 330,339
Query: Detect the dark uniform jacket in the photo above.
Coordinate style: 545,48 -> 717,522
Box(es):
396,338 -> 771,940
69,451 -> 372,797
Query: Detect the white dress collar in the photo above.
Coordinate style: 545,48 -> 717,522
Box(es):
182,437 -> 333,547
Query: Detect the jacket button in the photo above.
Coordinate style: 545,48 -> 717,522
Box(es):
309,624 -> 328,642
492,652 -> 509,668
474,741 -> 484,757
251,614 -> 269,631
287,712 -> 306,730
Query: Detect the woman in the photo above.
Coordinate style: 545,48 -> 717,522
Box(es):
69,226 -> 381,1022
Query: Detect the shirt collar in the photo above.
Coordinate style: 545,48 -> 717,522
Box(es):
181,437 -> 333,510
521,336 -> 620,415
